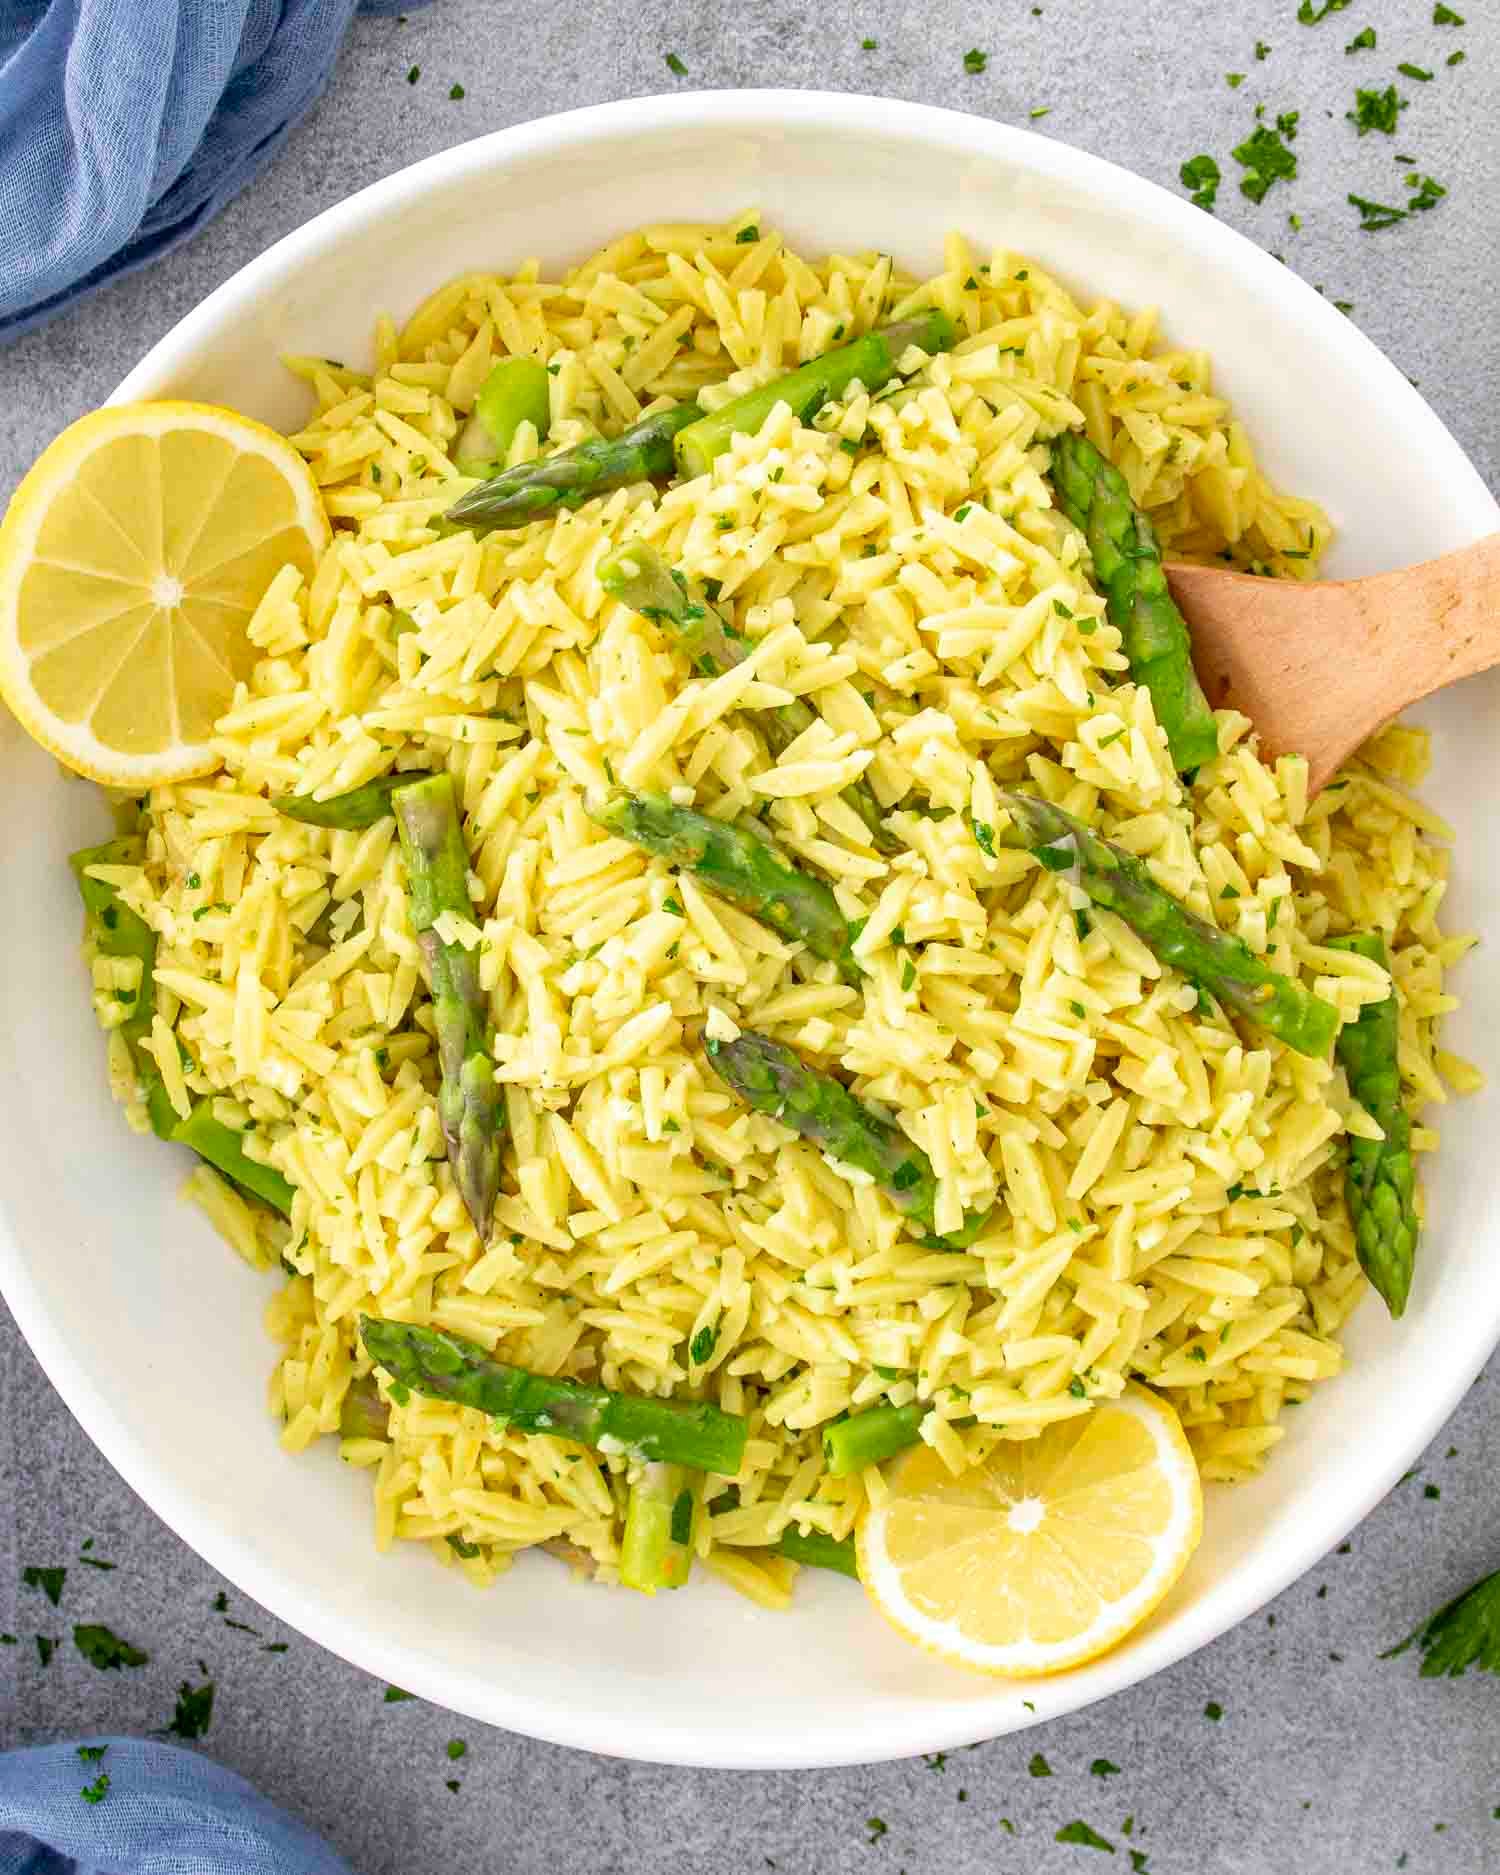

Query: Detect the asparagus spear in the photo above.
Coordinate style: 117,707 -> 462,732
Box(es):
1327,933 -> 1417,1317
392,774 -> 503,1242
596,543 -> 895,851
360,1317 -> 749,1472
998,791 -> 1339,1058
446,404 -> 698,530
172,1105 -> 295,1218
339,1374 -> 391,1441
822,1401 -> 927,1477
673,311 -> 957,478
619,1463 -> 695,1593
70,842 -> 176,1140
445,314 -> 956,532
273,771 -> 435,831
705,1031 -> 991,1246
1049,431 -> 1220,776
774,1527 -> 859,1577
591,790 -> 861,985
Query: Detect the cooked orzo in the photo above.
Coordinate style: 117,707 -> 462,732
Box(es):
68,214 -> 1477,1627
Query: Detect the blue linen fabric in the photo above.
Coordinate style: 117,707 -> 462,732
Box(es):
0,1737 -> 355,1875
0,0 -> 424,342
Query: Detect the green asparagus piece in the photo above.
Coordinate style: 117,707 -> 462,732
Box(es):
273,771 -> 435,831
360,1317 -> 749,1472
1050,431 -> 1220,776
619,1463 -> 695,1594
674,311 -> 958,479
70,841 -> 176,1140
597,541 -> 750,678
774,1526 -> 860,1577
445,314 -> 956,532
998,791 -> 1339,1058
705,1031 -> 991,1246
476,356 -> 551,454
445,404 -> 697,530
822,1402 -> 927,1477
592,790 -> 861,986
392,774 -> 503,1242
1327,933 -> 1417,1318
339,1374 -> 391,1441
171,1104 -> 295,1217
596,542 -> 894,850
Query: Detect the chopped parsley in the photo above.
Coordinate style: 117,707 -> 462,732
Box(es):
662,895 -> 685,917
1030,106 -> 1051,119
78,1741 -> 111,1805
664,52 -> 687,76
689,1323 -> 720,1365
405,65 -> 419,84
1232,124 -> 1298,203
447,1738 -> 468,1760
1056,1821 -> 1116,1852
861,36 -> 878,49
736,224 -> 760,243
447,1534 -> 482,1559
1432,2 -> 1463,19
1348,192 -> 1407,229
1204,1699 -> 1224,1720
384,1685 -> 416,1702
74,1624 -> 148,1671
1296,0 -> 1351,19
1255,39 -> 1271,58
36,1635 -> 58,1667
1029,1751 -> 1053,1777
1179,153 -> 1221,212
1396,62 -> 1433,80
22,1565 -> 65,1608
866,1817 -> 889,1844
972,820 -> 996,856
1344,25 -> 1376,50
1349,85 -> 1404,133
1425,1483 -> 1441,1500
963,48 -> 988,73
1226,72 -> 1245,88
1090,1758 -> 1122,1777
901,959 -> 917,991
1069,1377 -> 1088,1399
1447,48 -> 1465,64
449,83 -> 465,100
164,1679 -> 215,1741
1385,1567 -> 1500,1676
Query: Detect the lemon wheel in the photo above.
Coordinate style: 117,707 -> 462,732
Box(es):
856,1385 -> 1203,1677
0,400 -> 327,787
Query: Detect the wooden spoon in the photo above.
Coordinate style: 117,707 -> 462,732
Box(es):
1165,532 -> 1500,795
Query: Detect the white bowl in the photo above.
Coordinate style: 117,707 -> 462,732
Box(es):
3,91 -> 1496,1769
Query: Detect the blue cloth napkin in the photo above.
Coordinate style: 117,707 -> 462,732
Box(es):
0,1737 -> 355,1875
0,0 -> 424,343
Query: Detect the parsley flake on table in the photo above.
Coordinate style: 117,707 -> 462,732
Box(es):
963,48 -> 989,73
22,1565 -> 65,1608
1296,0 -> 1351,19
1385,1567 -> 1500,1676
1226,72 -> 1245,87
1179,153 -> 1221,210
1447,49 -> 1465,64
449,83 -> 465,101
1057,1821 -> 1117,1851
384,1685 -> 415,1702
163,1680 -> 215,1741
1396,62 -> 1433,80
1029,1751 -> 1054,1776
1347,191 -> 1406,227
1090,1758 -> 1122,1777
1255,39 -> 1271,58
447,1738 -> 467,1760
1349,85 -> 1405,133
1204,1699 -> 1224,1720
1231,124 -> 1298,202
664,52 -> 687,76
861,36 -> 878,49
1344,25 -> 1376,50
1432,3 -> 1463,20
36,1636 -> 57,1667
405,65 -> 419,84
866,1817 -> 889,1843
73,1624 -> 148,1671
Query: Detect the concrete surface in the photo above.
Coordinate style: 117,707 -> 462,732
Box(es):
2,1 -> 1498,1869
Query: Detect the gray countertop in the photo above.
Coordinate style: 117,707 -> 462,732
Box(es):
2,3 -> 1497,1869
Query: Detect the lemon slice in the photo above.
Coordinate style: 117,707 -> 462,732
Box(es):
0,401 -> 327,786
857,1384 -> 1202,1677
